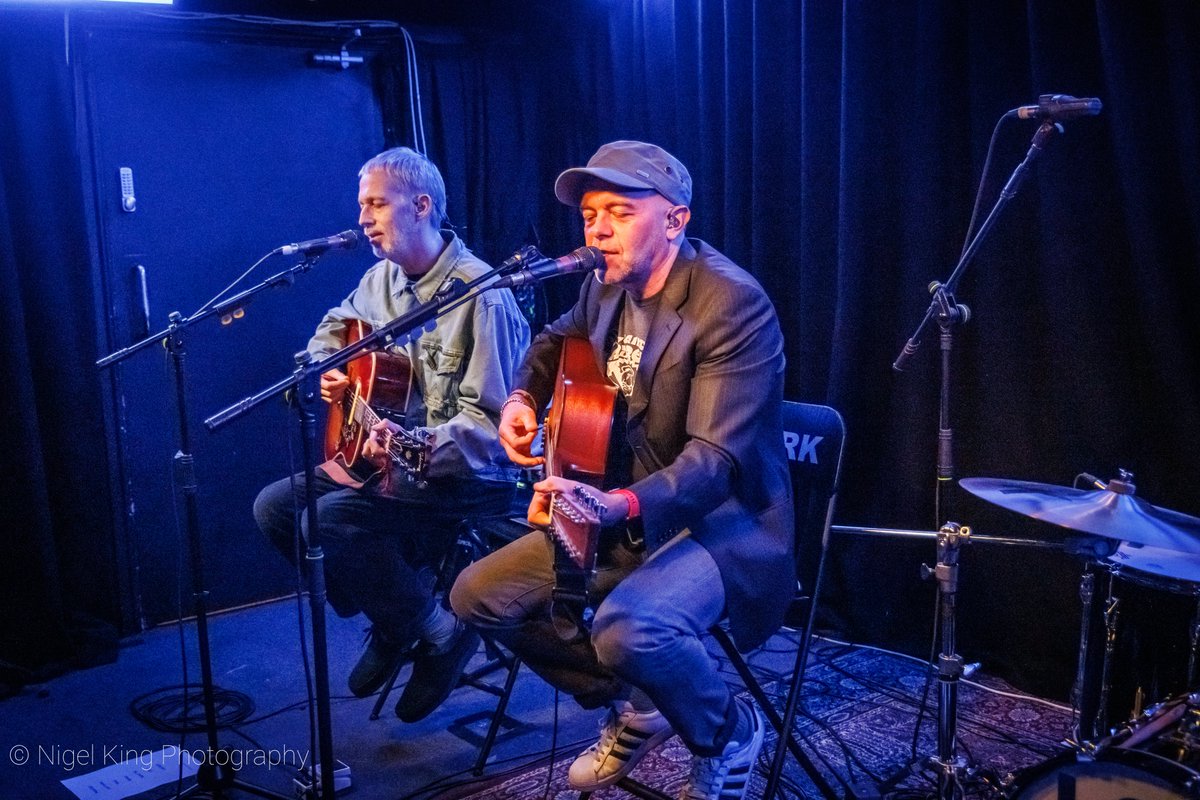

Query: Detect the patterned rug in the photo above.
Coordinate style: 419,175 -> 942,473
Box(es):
445,633 -> 1073,799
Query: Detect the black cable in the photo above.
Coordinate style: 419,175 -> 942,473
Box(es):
282,410 -> 321,778
129,684 -> 256,733
959,111 -> 1014,259
910,590 -> 941,766
542,688 -> 560,800
811,640 -> 1065,758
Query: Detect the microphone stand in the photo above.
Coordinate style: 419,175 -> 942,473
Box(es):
204,262 -> 519,797
889,118 -> 1061,800
96,254 -> 332,800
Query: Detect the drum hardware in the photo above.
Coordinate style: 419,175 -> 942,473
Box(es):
963,471 -> 1200,752
1069,566 -> 1097,743
834,524 -> 1062,799
1098,585 -> 1120,736
1062,531 -> 1121,739
1192,607 -> 1200,691
1068,566 -> 1200,746
921,521 -> 973,798
1008,692 -> 1200,799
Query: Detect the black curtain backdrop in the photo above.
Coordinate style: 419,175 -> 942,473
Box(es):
0,13 -> 121,685
2,1 -> 1198,699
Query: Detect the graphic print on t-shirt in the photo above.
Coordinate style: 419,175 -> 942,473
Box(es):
607,333 -> 644,398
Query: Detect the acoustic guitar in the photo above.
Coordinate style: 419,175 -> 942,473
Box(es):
543,336 -> 619,570
322,319 -> 433,484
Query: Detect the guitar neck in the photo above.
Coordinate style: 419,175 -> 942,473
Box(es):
354,396 -> 414,466
351,390 -> 383,428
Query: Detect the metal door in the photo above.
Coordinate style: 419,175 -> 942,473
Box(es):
77,16 -> 386,626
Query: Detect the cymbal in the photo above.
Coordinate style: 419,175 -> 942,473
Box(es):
960,476 -> 1200,555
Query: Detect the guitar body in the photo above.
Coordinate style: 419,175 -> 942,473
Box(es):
546,337 -> 617,485
545,336 -> 618,570
323,319 -> 413,466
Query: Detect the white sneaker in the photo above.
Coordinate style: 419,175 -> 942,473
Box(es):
567,700 -> 674,790
679,700 -> 764,800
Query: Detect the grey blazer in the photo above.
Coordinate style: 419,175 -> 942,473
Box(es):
517,238 -> 795,650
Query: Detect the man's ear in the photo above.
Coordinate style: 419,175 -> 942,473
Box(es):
413,194 -> 432,220
665,206 -> 691,238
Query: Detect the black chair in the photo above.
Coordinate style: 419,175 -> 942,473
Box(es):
582,400 -> 846,800
715,400 -> 845,800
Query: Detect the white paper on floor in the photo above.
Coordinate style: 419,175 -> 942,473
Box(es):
60,745 -> 200,800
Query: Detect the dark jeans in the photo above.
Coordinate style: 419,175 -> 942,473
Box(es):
254,466 -> 514,642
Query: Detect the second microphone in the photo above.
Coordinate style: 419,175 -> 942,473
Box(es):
492,246 -> 606,289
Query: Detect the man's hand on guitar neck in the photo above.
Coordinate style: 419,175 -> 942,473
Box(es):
320,368 -> 350,403
498,393 -> 544,468
362,418 -> 398,470
528,476 -> 631,529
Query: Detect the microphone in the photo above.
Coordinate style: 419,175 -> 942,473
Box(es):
492,246 -> 605,289
497,245 -> 544,272
1016,94 -> 1102,121
277,229 -> 360,256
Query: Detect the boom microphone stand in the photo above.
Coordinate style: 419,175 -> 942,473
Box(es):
205,248 -> 560,793
97,255 -> 335,799
890,117 -> 1064,800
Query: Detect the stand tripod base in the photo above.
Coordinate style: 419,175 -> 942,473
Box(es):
928,753 -> 970,792
172,750 -> 300,800
293,760 -> 352,799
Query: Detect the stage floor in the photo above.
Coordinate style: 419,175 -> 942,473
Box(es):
0,597 -> 1076,799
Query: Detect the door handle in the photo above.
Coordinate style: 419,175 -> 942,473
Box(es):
134,263 -> 150,336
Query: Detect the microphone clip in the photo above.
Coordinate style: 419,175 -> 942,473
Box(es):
498,245 -> 544,274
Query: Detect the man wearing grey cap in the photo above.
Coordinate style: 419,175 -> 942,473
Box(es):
451,141 -> 793,800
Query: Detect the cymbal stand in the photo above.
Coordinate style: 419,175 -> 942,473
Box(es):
920,522 -> 972,800
1069,566 -> 1097,741
1066,562 -> 1120,745
1097,574 -> 1121,735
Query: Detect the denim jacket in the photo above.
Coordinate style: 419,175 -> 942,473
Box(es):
308,231 -> 530,483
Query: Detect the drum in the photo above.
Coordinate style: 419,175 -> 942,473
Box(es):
1108,543 -> 1200,597
1072,546 -> 1200,738
1010,693 -> 1200,798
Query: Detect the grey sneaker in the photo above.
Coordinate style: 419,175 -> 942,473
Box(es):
567,700 -> 674,790
679,700 -> 764,800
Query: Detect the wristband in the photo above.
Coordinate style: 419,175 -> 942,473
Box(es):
500,391 -> 536,415
612,488 -> 641,520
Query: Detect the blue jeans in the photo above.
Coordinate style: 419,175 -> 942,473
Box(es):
254,467 -> 513,641
450,529 -> 738,756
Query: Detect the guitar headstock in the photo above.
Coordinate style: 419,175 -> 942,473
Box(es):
549,485 -> 606,570
389,428 -> 435,485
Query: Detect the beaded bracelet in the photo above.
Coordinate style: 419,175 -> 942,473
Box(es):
500,392 -> 536,416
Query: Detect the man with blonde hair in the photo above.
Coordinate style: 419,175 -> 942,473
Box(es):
255,146 -> 529,721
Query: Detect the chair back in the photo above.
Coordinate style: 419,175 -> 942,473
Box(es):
780,401 -> 845,596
